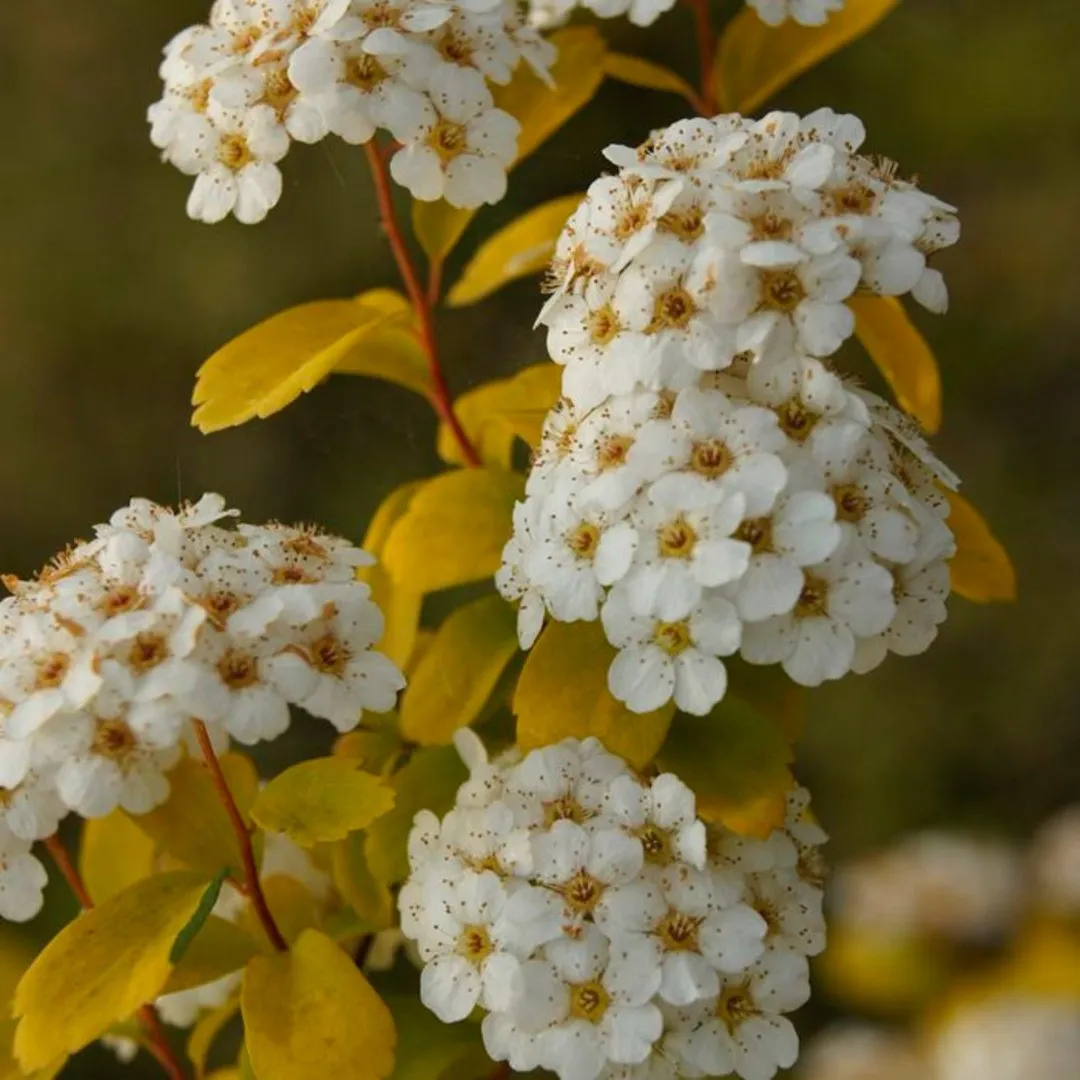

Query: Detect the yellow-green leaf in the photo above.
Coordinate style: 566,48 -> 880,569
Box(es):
850,294 -> 941,433
13,871 -> 209,1070
714,0 -> 901,115
946,491 -> 1017,603
331,834 -> 395,931
79,809 -> 157,903
333,712 -> 405,777
447,195 -> 583,307
413,27 -> 606,263
400,596 -> 518,745
164,916 -> 260,995
130,753 -> 259,877
514,621 -> 674,770
437,363 -> 562,469
238,876 -> 321,949
365,746 -> 468,884
656,701 -> 794,838
188,997 -> 240,1078
359,482 -> 425,670
192,291 -> 427,432
385,995 -> 489,1080
242,929 -> 396,1080
251,758 -> 395,847
382,468 -> 524,593
603,53 -> 699,105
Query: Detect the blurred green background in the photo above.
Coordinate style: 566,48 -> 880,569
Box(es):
1,0 -> 1078,1069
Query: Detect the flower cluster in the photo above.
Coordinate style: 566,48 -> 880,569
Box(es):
497,109 -> 961,713
150,0 -> 554,222
527,0 -> 844,30
401,731 -> 827,1080
0,494 -> 403,922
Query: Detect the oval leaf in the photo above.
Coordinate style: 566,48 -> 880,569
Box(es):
447,195 -> 583,307
946,491 -> 1017,603
13,871 -> 209,1070
850,294 -> 941,433
656,701 -> 794,838
364,746 -> 468,884
79,809 -> 157,903
251,758 -> 395,847
714,0 -> 902,115
330,834 -> 395,931
400,596 -> 519,745
413,27 -> 606,263
192,291 -> 427,432
382,468 -> 524,594
603,53 -> 699,105
437,363 -> 561,469
358,482 -> 425,671
164,916 -> 261,995
129,753 -> 259,877
241,929 -> 396,1080
514,621 -> 674,770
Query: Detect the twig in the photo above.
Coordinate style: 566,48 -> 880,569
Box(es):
189,720 -> 288,953
363,141 -> 481,467
686,0 -> 719,114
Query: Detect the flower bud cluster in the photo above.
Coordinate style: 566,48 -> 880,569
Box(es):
497,110 -> 961,713
0,494 -> 403,922
150,0 -> 554,222
401,732 -> 827,1080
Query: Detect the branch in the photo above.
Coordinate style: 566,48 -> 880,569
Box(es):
189,720 -> 288,953
686,0 -> 719,114
363,141 -> 481,467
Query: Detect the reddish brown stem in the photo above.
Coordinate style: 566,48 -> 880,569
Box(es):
189,719 -> 288,953
686,0 -> 718,114
44,835 -> 186,1080
363,141 -> 481,467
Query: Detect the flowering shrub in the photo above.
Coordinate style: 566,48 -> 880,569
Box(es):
0,1 -> 1019,1079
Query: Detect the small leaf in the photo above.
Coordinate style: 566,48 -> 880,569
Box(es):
946,491 -> 1017,603
714,0 -> 901,114
365,746 -> 468,884
331,834 -> 395,931
164,916 -> 260,995
447,195 -> 583,307
129,753 -> 259,877
384,995 -> 489,1080
251,758 -> 395,847
382,468 -> 524,594
79,809 -> 157,903
333,712 -> 405,777
657,701 -> 794,838
192,291 -> 427,432
413,27 -> 606,263
170,868 -> 230,964
13,871 -> 209,1070
187,997 -> 240,1078
437,364 -> 562,469
850,295 -> 941,433
241,929 -> 396,1080
603,53 -> 699,105
514,621 -> 674,770
400,596 -> 519,745
359,482 -> 425,671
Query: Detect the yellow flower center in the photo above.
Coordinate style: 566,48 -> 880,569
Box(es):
218,649 -> 259,690
636,824 -> 674,865
832,483 -> 868,523
614,203 -> 650,242
648,286 -> 697,333
99,585 -> 142,618
775,399 -> 819,443
34,652 -> 70,690
543,794 -> 592,827
690,438 -> 733,478
655,909 -> 703,952
436,31 -> 473,66
749,211 -> 793,241
310,633 -> 350,676
794,573 -> 829,619
218,133 -> 253,172
427,118 -> 468,165
653,620 -> 692,656
92,719 -> 138,763
569,980 -> 611,1022
714,982 -> 757,1033
759,269 -> 806,313
659,206 -> 705,243
345,55 -> 388,92
127,632 -> 169,673
456,924 -> 494,965
735,517 -> 774,554
596,434 -> 632,471
587,304 -> 622,346
262,69 -> 298,119
567,523 -> 601,560
560,869 -> 605,915
658,517 -> 697,559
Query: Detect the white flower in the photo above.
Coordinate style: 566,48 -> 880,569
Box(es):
606,773 -> 708,871
744,868 -> 826,956
667,951 -> 811,1080
264,592 -> 404,730
739,555 -> 896,686
171,104 -> 290,224
495,500 -> 547,649
388,65 -> 519,208
602,587 -> 741,715
0,823 -> 48,922
747,0 -> 845,27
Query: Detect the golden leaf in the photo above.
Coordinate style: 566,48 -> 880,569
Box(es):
947,491 -> 1017,602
